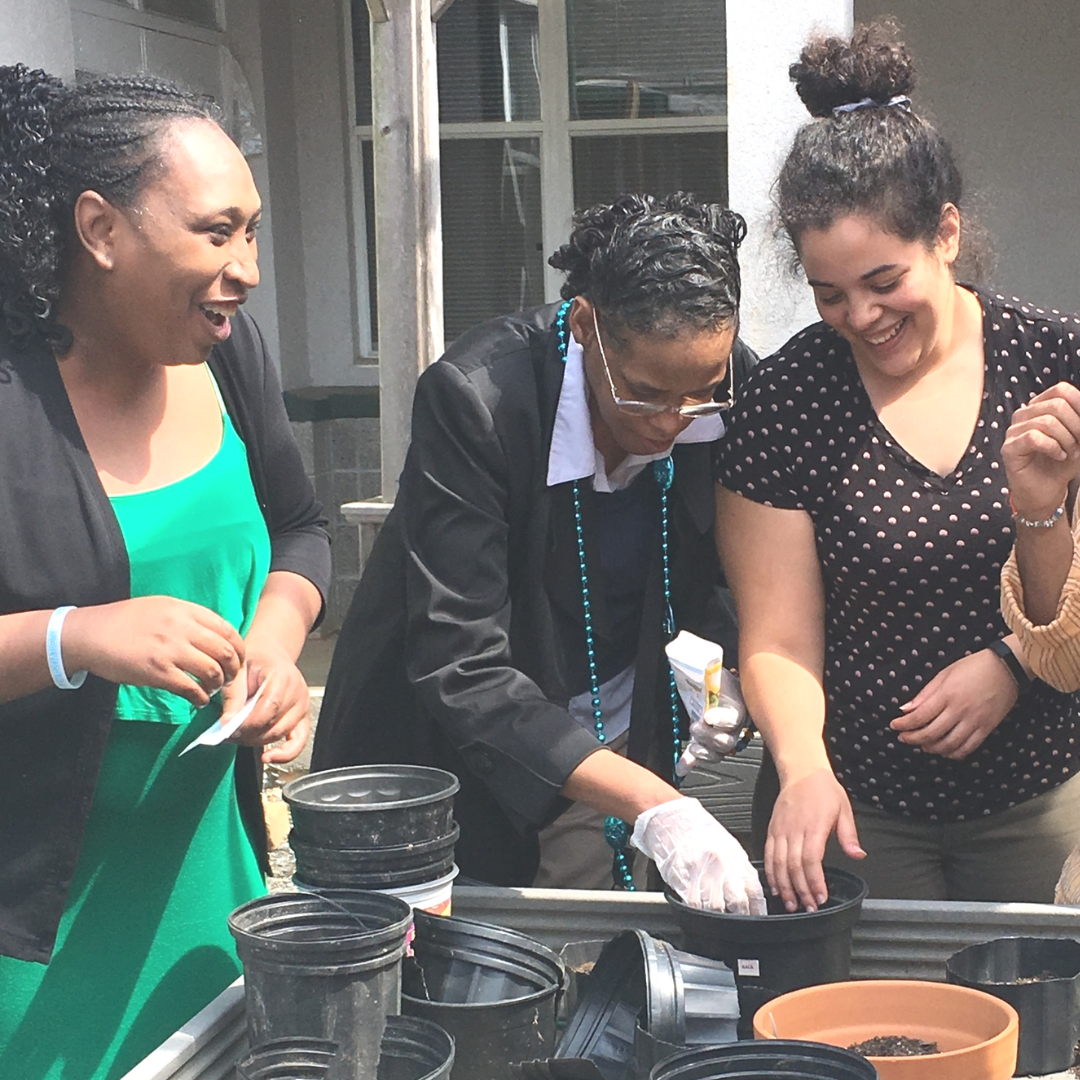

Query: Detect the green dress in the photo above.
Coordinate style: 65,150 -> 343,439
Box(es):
0,375 -> 271,1080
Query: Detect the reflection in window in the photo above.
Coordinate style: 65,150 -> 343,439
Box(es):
142,0 -> 220,29
572,133 -> 726,213
438,0 -> 540,123
352,1 -> 372,127
567,0 -> 724,120
441,139 -> 544,342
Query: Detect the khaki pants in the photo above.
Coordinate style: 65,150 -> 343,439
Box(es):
752,752 -> 1080,903
532,731 -> 650,890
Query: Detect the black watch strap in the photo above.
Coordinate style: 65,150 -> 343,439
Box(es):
988,638 -> 1031,693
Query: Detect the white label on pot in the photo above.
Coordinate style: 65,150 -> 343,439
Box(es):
737,959 -> 760,977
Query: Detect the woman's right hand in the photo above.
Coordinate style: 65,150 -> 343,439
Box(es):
1002,381 -> 1080,517
765,767 -> 864,913
65,597 -> 245,706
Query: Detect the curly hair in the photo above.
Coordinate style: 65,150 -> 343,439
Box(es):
0,64 -> 222,353
548,192 -> 746,339
776,20 -> 987,278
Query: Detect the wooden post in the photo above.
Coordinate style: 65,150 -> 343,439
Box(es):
369,0 -> 445,501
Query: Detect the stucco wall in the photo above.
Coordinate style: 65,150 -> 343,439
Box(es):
727,0 -> 853,357
855,1 -> 1080,314
0,0 -> 75,77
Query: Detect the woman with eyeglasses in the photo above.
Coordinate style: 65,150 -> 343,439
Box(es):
715,21 -> 1080,912
312,192 -> 765,910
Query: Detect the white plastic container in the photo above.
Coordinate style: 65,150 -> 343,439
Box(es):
294,865 -> 458,916
377,865 -> 458,916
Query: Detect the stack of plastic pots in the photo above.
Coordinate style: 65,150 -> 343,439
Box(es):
946,935 -> 1080,1075
551,929 -> 738,1080
402,910 -> 565,1080
665,863 -> 867,1036
284,765 -> 461,914
227,890 -> 413,1078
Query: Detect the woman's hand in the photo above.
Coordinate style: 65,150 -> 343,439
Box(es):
65,596 -> 244,706
1002,381 -> 1080,518
889,649 -> 1018,760
220,638 -> 311,764
765,767 -> 864,913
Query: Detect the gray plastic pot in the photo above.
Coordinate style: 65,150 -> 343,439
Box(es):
229,891 -> 412,1079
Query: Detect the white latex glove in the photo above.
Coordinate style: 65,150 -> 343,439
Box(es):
631,796 -> 767,915
676,668 -> 748,777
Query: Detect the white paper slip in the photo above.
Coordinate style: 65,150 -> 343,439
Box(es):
179,681 -> 267,756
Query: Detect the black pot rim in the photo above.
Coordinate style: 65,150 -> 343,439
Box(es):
284,765 -> 460,813
665,863 -> 868,925
946,935 -> 1080,985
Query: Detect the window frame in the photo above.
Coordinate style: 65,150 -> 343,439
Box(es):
347,0 -> 727,355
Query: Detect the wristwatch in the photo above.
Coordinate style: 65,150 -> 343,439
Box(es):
987,638 -> 1031,694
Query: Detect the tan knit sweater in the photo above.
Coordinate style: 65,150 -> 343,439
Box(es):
1000,510 -> 1080,694
1001,508 -> 1080,904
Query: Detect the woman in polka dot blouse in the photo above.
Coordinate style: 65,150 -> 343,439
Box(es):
715,21 -> 1080,913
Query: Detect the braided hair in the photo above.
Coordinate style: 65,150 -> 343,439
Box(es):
548,192 -> 746,340
0,64 -> 221,352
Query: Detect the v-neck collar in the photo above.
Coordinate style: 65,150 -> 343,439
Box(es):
844,284 -> 991,488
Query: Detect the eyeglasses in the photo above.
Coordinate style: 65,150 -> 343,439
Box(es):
591,307 -> 734,417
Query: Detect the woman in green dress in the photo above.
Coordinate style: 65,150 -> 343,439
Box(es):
0,67 -> 331,1079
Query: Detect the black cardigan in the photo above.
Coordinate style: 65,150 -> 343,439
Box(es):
312,304 -> 756,885
0,311 -> 331,963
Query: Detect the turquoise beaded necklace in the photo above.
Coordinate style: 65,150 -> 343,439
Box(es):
555,299 -> 683,890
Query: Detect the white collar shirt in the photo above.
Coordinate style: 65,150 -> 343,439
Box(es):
545,333 -> 724,494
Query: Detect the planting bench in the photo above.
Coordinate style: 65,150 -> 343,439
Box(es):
122,887 -> 1080,1080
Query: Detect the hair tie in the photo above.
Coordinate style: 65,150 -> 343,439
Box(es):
832,94 -> 912,118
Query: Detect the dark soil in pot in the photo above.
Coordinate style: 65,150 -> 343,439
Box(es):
847,1035 -> 939,1057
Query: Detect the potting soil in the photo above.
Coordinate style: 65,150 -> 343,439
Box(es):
847,1035 -> 939,1057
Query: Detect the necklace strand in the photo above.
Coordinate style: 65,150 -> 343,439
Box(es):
556,299 -> 682,889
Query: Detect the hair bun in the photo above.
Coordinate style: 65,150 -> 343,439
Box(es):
789,19 -> 916,119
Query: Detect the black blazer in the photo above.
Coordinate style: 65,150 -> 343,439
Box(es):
0,311 -> 331,963
312,304 -> 756,885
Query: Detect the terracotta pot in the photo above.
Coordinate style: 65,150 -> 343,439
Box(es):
752,979 -> 1018,1080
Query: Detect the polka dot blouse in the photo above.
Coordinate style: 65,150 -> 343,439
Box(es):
716,288 -> 1080,821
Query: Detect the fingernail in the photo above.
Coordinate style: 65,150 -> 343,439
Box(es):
785,900 -> 797,913
770,887 -> 779,897
817,893 -> 827,906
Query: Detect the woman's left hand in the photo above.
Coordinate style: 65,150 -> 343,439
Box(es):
889,650 -> 1018,760
220,639 -> 311,764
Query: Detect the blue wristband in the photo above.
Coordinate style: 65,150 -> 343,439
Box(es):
46,606 -> 87,690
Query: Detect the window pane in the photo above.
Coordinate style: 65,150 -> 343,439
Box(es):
142,0 -> 219,29
572,132 -> 727,211
361,139 -> 378,350
437,0 -> 540,123
441,138 -> 544,342
352,1 -> 373,126
567,0 -> 724,120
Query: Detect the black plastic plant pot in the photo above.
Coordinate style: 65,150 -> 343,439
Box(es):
289,824 -> 459,888
378,1015 -> 456,1080
236,1037 -> 340,1080
284,765 -> 459,849
632,1023 -> 683,1080
402,911 -> 564,1080
945,935 -> 1080,1075
648,1041 -> 878,1080
405,909 -> 565,1005
665,863 -> 867,1037
228,891 -> 413,1079
555,930 -> 738,1080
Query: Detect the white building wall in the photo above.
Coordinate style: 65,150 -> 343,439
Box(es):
856,0 -> 1080,315
0,0 -> 75,77
727,0 -> 853,357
